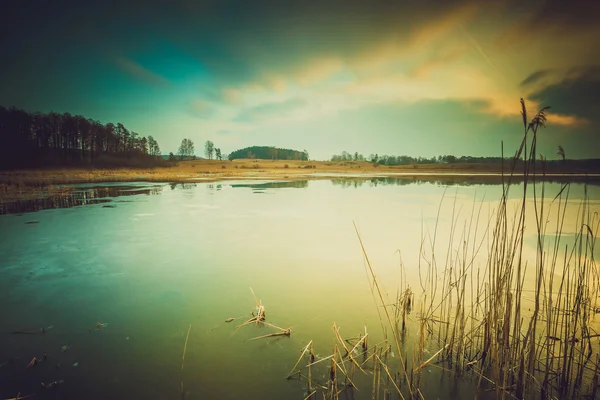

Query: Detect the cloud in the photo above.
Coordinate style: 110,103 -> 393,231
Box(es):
546,113 -> 588,127
528,65 -> 600,127
189,99 -> 216,119
294,57 -> 344,87
115,57 -> 170,86
233,98 -> 307,123
566,65 -> 600,81
221,88 -> 242,105
498,0 -> 600,48
162,0 -> 484,90
523,0 -> 600,33
407,47 -> 465,79
520,69 -> 555,88
3,0 -> 599,159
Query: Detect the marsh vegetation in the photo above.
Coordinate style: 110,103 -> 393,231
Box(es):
0,101 -> 599,399
275,100 -> 600,399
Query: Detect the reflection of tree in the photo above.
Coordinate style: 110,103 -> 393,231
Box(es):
331,175 -> 600,188
1,185 -> 163,215
331,179 -> 367,188
170,183 -> 197,190
330,177 -> 519,188
231,180 -> 309,190
332,178 -> 415,188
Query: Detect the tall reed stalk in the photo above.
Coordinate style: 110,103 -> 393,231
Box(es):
286,99 -> 599,399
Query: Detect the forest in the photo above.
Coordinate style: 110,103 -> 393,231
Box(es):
0,106 -> 165,169
228,146 -> 309,161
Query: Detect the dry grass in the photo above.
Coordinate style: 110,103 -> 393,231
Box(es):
0,159 -> 489,185
2,158 -> 596,187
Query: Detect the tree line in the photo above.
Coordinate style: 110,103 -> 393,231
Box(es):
330,150 -> 600,171
330,151 -> 519,165
331,151 -> 557,165
228,146 -> 308,161
0,105 -> 164,169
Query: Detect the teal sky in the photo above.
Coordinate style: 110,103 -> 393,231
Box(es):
1,0 -> 599,159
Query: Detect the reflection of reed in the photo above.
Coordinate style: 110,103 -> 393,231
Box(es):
0,185 -> 163,214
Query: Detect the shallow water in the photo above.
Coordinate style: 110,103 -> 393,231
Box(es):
0,178 -> 599,399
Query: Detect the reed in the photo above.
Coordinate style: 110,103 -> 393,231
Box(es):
359,99 -> 597,398
278,99 -> 599,399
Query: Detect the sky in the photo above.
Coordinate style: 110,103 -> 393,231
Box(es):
1,0 -> 599,160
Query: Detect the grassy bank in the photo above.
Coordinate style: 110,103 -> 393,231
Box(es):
1,158 -> 599,195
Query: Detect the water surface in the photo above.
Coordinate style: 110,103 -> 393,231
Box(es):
1,178 -> 599,399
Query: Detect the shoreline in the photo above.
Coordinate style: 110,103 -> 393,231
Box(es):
1,159 -> 600,203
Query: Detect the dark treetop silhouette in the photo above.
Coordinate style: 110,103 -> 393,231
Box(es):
0,106 -> 165,169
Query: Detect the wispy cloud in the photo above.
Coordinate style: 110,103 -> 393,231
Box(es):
546,113 -> 588,127
115,57 -> 170,86
189,99 -> 216,119
527,65 -> 600,127
233,98 -> 307,122
7,0 -> 597,157
407,47 -> 465,79
520,69 -> 555,88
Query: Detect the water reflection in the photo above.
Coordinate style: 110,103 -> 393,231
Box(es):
331,176 -> 600,188
2,177 -> 599,216
0,179 -> 597,399
231,180 -> 310,190
0,185 -> 163,215
169,182 -> 197,190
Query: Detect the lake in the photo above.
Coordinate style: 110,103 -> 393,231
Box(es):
1,177 -> 599,399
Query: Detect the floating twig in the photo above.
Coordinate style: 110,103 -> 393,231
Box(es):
285,340 -> 313,379
248,328 -> 291,341
4,391 -> 35,400
25,357 -> 38,370
415,344 -> 449,371
182,324 -> 191,370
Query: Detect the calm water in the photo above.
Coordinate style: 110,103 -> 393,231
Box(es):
0,178 -> 599,399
